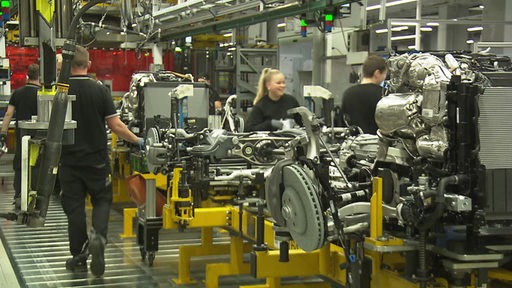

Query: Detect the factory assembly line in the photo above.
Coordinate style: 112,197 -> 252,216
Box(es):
1,1 -> 512,288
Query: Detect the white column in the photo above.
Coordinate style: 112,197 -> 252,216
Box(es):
414,0 -> 422,50
152,43 -> 163,65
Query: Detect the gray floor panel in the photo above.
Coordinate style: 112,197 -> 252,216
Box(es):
0,177 -> 272,287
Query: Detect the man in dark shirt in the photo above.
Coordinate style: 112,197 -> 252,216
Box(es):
60,46 -> 142,277
197,74 -> 222,114
341,55 -> 387,134
0,63 -> 40,205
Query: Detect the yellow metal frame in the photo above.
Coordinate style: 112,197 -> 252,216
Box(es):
247,244 -> 343,288
35,0 -> 55,25
126,167 -> 503,287
119,207 -> 137,238
110,133 -> 130,202
173,227 -> 251,284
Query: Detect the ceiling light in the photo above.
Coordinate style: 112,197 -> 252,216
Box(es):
391,26 -> 409,31
466,39 -> 475,44
467,26 -> 483,32
408,45 -> 417,49
391,21 -> 417,26
426,22 -> 439,26
469,4 -> 485,11
277,22 -> 286,28
420,26 -> 433,32
391,34 -> 416,41
376,28 -> 388,33
367,0 -> 417,11
223,32 -> 233,37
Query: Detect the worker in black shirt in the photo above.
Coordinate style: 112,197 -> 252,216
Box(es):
197,74 -> 222,114
340,55 -> 387,134
246,68 -> 299,131
60,46 -> 143,277
0,63 -> 40,207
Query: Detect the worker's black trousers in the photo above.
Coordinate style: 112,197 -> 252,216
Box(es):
59,164 -> 112,256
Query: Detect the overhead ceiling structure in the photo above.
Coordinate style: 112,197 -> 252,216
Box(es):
67,0 -> 361,47
145,0 -> 360,41
364,0 -> 483,22
44,0 -> 487,47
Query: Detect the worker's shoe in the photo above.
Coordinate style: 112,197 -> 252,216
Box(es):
65,253 -> 88,272
89,232 -> 106,277
12,197 -> 20,211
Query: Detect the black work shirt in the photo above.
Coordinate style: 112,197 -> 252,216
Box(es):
246,94 -> 299,131
340,83 -> 383,134
206,84 -> 221,115
8,83 -> 40,168
61,75 -> 117,166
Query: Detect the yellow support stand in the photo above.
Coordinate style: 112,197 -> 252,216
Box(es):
205,235 -> 252,288
245,246 -> 333,288
119,207 -> 137,238
111,133 -> 133,203
242,278 -> 331,288
489,268 -> 512,283
174,227 -> 231,284
370,177 -> 383,239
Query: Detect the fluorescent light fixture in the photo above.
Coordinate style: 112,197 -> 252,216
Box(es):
466,39 -> 475,44
467,26 -> 483,32
391,21 -> 417,26
367,0 -> 417,11
391,26 -> 409,31
223,32 -> 233,37
228,47 -> 236,51
469,4 -> 485,11
408,45 -> 417,49
426,22 -> 439,26
376,28 -> 389,33
391,34 -> 416,41
420,26 -> 433,32
201,3 -> 215,9
277,22 -> 286,28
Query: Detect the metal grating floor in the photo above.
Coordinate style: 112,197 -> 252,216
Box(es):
0,177 -> 266,288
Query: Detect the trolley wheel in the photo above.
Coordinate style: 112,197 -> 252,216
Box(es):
140,246 -> 147,261
148,252 -> 156,266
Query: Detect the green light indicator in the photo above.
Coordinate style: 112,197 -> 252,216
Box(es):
325,14 -> 333,21
300,19 -> 307,26
1,1 -> 10,8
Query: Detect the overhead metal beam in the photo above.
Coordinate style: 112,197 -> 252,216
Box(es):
158,0 -> 359,41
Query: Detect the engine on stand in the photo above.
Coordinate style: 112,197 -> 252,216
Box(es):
128,51 -> 512,287
263,52 -> 507,287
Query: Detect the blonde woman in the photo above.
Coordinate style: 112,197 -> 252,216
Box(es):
246,68 -> 299,131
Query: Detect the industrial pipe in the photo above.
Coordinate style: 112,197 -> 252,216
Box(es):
417,174 -> 468,231
28,0 -> 108,227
